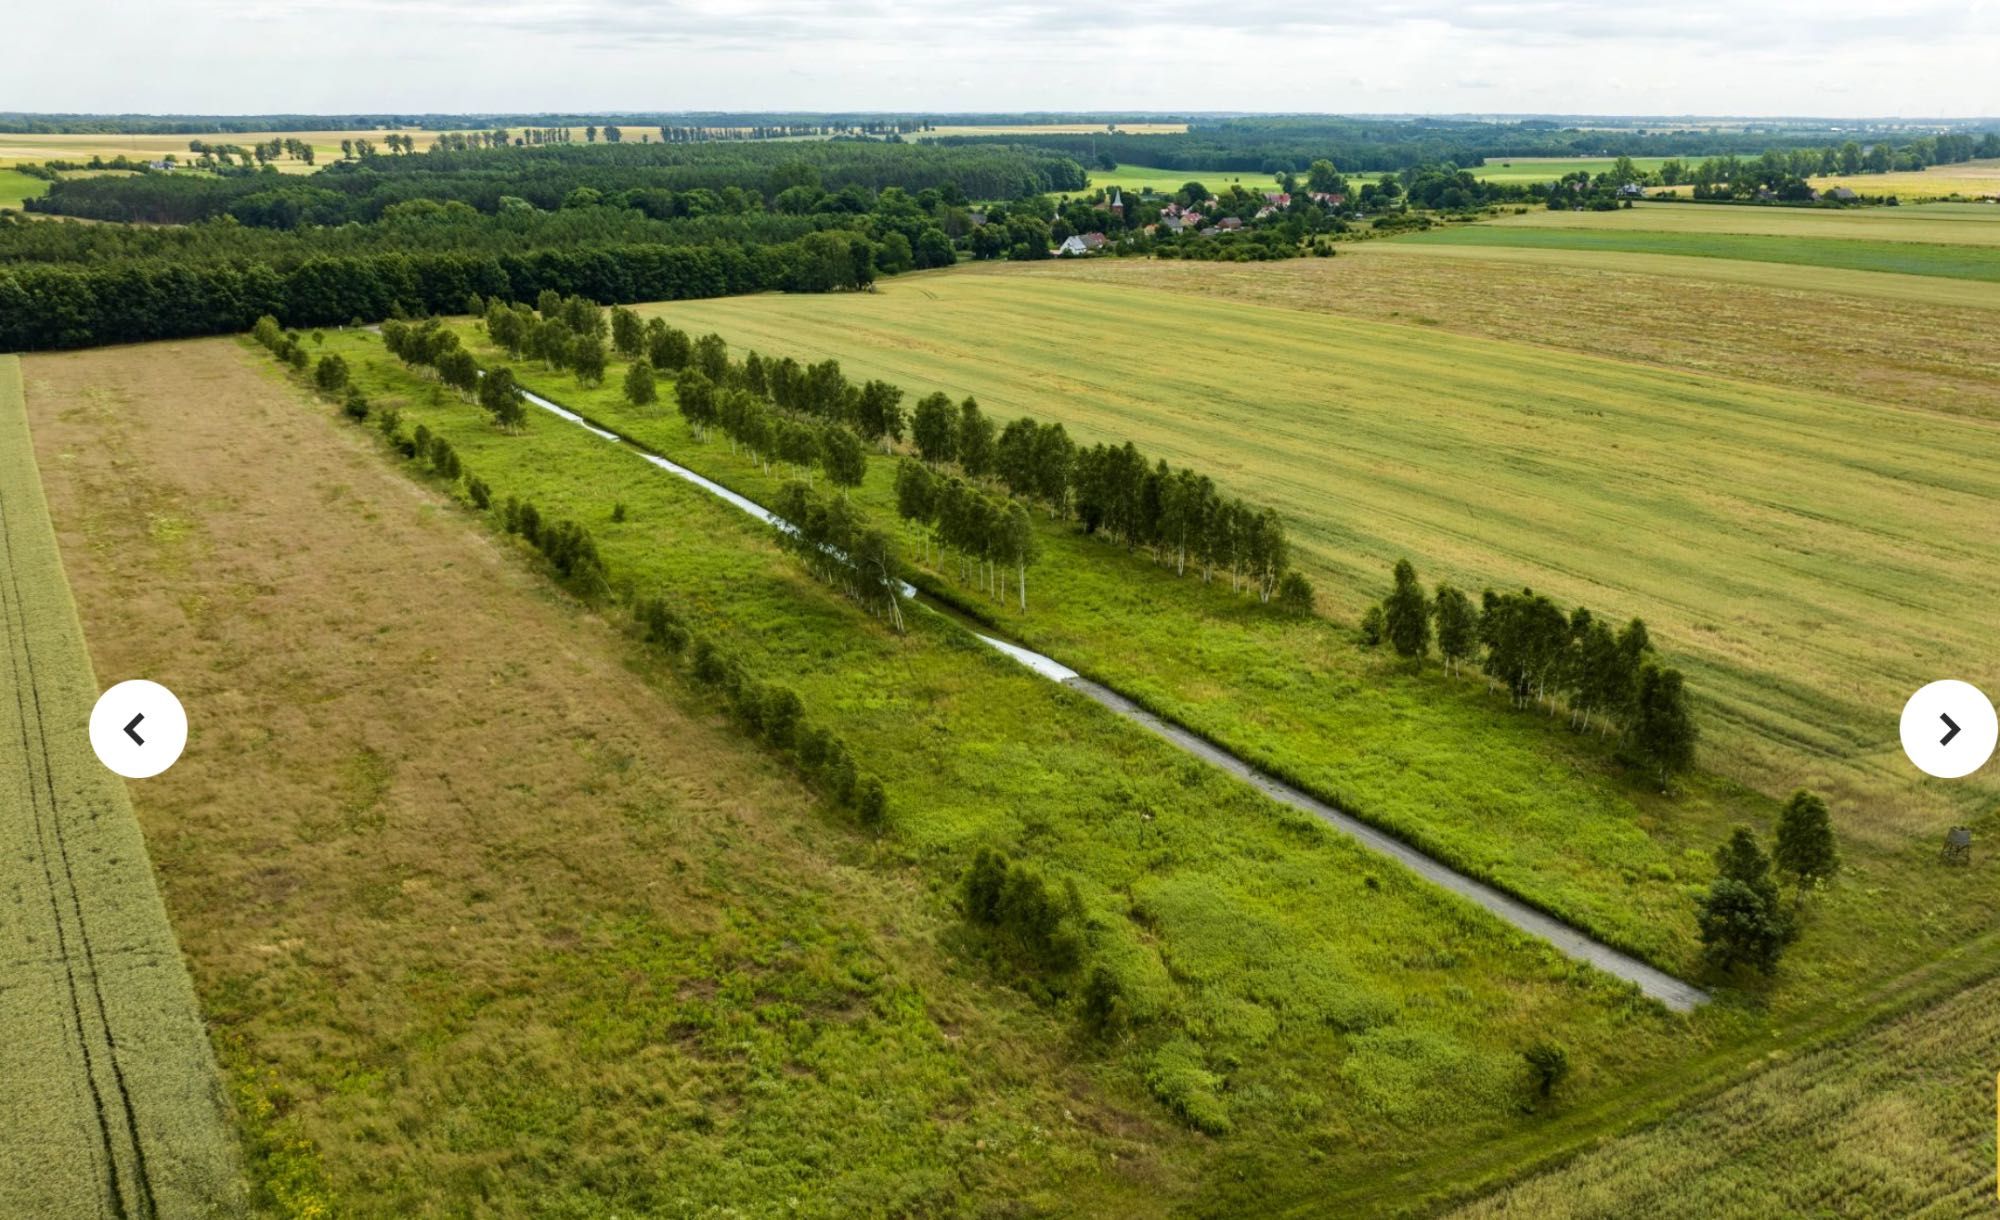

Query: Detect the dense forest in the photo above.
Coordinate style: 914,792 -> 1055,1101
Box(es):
939,116 -> 2000,174
0,142 -> 1064,350
25,141 -> 1084,225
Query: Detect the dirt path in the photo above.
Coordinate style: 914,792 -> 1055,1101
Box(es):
0,355 -> 240,1218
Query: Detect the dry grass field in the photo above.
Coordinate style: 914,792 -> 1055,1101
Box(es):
20,341 -> 1189,1215
1,355 -> 241,1217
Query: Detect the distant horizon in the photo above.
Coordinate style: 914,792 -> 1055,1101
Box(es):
12,0 -> 1997,118
4,110 -> 1998,126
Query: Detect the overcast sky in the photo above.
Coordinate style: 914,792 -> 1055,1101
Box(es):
8,0 -> 1997,117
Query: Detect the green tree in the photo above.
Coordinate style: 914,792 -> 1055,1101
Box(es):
957,397 -> 995,478
1773,789 -> 1839,895
1698,827 -> 1791,976
1382,559 -> 1431,662
479,365 -> 526,431
313,353 -> 349,393
820,424 -> 867,497
1632,663 -> 1697,791
623,358 -> 658,407
912,392 -> 956,465
1433,582 -> 1476,674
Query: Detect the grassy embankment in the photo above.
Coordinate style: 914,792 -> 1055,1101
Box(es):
1,354 -> 241,1216
301,324 -> 1737,1215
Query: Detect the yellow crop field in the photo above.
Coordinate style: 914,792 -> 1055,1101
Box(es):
0,128 -> 437,171
1811,158 -> 2000,200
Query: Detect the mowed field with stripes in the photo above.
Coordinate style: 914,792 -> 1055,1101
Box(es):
0,356 -> 240,1217
643,203 -> 2000,862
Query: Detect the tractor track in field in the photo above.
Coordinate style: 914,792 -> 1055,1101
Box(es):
1,478 -> 157,1220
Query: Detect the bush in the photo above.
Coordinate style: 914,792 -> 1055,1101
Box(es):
1359,604 -> 1385,646
634,597 -> 688,654
466,476 -> 491,510
1077,965 -> 1127,1042
1523,1041 -> 1569,1106
341,387 -> 370,421
1276,570 -> 1314,614
314,353 -> 350,392
854,775 -> 889,829
961,848 -> 1082,977
1146,1039 -> 1232,1136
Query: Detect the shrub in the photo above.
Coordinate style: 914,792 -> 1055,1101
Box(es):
341,387 -> 370,421
466,476 -> 491,510
1078,966 -> 1127,1042
1359,604 -> 1385,646
1523,1041 -> 1569,1105
1146,1039 -> 1232,1136
853,775 -> 889,829
1276,570 -> 1314,614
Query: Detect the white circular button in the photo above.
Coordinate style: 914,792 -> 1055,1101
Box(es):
89,680 -> 188,779
1899,680 -> 1996,779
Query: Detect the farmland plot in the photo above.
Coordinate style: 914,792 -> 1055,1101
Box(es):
0,355 -> 241,1217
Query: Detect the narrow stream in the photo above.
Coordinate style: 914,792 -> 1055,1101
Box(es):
516,386 -> 1709,1012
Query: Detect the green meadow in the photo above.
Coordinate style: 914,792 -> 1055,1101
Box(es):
308,325 -> 1730,1216
0,167 -> 49,209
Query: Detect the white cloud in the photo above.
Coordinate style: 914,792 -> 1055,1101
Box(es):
4,0 -> 1995,116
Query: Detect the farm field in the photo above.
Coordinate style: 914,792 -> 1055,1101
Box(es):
1403,214 -> 2000,281
1453,958 -> 2000,1218
0,166 -> 49,208
1078,163 -> 1273,197
1442,199 -> 2000,245
0,128 -> 434,171
921,122 -> 1188,139
1034,243 -> 2000,419
637,269 -> 2000,888
281,323 -> 1762,1215
0,355 -> 241,1216
1468,156 -> 1673,184
1810,157 -> 2000,200
19,340 -> 1210,1215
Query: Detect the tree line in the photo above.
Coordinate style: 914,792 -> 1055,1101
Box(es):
1363,559 -> 1696,790
248,313 -> 892,831
591,314 -> 1312,615
0,231 -> 878,352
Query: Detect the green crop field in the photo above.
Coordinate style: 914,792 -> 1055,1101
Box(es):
1077,163 -> 1272,197
1469,156 -> 1674,184
0,167 -> 49,209
288,324 -> 1769,1215
0,355 -> 241,1216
